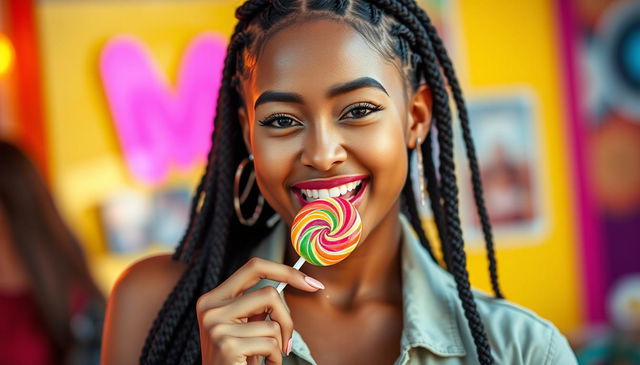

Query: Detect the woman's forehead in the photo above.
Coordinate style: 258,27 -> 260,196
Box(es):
249,18 -> 404,100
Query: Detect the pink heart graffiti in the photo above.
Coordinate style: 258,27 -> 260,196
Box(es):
100,33 -> 227,185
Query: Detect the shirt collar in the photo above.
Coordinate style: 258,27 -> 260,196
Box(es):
250,214 -> 466,359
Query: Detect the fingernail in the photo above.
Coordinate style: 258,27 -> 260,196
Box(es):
304,276 -> 325,290
286,338 -> 293,355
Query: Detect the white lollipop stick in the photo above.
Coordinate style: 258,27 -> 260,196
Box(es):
276,256 -> 306,293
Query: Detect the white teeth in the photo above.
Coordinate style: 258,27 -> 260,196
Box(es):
300,179 -> 364,201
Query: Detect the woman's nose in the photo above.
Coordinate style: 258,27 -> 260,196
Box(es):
300,125 -> 347,171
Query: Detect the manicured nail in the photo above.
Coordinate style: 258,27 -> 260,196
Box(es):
286,338 -> 293,355
304,276 -> 325,290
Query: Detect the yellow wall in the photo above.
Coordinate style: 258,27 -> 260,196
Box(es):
36,0 -> 582,333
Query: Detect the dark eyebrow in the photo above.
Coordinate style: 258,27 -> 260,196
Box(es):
254,91 -> 304,109
327,77 -> 389,98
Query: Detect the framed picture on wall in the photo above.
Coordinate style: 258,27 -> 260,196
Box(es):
99,185 -> 192,254
456,90 -> 546,245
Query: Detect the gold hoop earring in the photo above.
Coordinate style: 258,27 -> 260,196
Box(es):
234,154 -> 264,226
196,191 -> 206,213
415,137 -> 427,206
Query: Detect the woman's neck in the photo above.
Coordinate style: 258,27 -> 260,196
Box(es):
284,202 -> 403,308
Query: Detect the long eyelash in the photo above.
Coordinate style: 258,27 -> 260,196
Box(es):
349,102 -> 383,111
257,113 -> 294,126
342,102 -> 384,118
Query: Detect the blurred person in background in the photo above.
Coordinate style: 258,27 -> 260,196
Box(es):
0,141 -> 105,365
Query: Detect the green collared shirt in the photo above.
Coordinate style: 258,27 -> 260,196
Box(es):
250,215 -> 577,364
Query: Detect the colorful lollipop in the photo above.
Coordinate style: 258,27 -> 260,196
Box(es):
276,197 -> 362,292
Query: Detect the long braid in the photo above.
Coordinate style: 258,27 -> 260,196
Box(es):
170,223 -> 221,363
362,1 -> 493,362
141,244 -> 207,363
160,252 -> 207,363
395,0 -> 503,299
423,131 -> 452,268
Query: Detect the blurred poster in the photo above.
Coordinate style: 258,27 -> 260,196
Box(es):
149,188 -> 191,249
100,188 -> 151,253
457,91 -> 544,242
99,185 -> 191,254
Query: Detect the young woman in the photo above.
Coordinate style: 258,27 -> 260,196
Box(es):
0,141 -> 105,365
102,1 -> 577,364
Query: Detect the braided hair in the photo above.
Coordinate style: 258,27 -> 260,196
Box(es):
141,1 -> 503,363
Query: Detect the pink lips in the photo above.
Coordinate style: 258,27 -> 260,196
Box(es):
291,176 -> 368,209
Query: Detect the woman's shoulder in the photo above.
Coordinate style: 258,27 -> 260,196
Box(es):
470,291 -> 577,364
108,254 -> 187,314
113,254 -> 187,292
101,254 -> 187,364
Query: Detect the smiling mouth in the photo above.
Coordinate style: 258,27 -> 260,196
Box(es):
292,178 -> 368,207
300,179 -> 363,202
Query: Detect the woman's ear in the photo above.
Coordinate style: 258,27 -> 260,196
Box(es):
406,84 -> 433,149
238,107 -> 252,155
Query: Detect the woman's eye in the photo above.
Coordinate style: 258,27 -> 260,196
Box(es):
341,103 -> 382,120
258,114 -> 302,129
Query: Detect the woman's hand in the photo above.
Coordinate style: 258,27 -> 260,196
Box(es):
196,257 -> 324,365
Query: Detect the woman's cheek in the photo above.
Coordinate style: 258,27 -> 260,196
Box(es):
353,121 -> 407,181
253,137 -> 299,222
351,120 -> 408,221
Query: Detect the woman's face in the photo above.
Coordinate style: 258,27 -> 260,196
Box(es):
239,19 -> 429,240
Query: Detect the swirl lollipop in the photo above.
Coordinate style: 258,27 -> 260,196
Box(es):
276,197 -> 362,292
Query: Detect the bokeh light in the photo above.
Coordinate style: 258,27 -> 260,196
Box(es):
0,33 -> 15,77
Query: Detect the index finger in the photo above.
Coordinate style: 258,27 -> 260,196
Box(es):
207,257 -> 322,302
